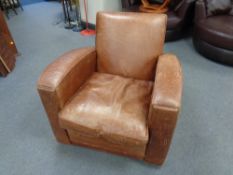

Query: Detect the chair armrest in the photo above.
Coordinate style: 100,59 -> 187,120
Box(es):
37,47 -> 96,143
194,0 -> 206,22
175,0 -> 195,18
145,53 -> 182,165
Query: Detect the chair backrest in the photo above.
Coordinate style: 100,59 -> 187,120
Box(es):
96,12 -> 167,81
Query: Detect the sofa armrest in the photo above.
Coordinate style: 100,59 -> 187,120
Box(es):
145,54 -> 182,165
194,0 -> 206,22
37,47 -> 97,143
175,0 -> 195,18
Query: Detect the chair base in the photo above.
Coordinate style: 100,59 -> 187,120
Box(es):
60,140 -> 164,165
193,36 -> 233,66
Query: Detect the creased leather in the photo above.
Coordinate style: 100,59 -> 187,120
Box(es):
144,54 -> 182,165
37,47 -> 97,143
59,72 -> 153,158
96,12 -> 167,81
38,47 -> 97,108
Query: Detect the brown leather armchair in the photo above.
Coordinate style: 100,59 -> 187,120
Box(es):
37,12 -> 183,165
193,0 -> 233,66
121,0 -> 195,41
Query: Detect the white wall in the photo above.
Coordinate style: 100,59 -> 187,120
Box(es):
79,0 -> 122,24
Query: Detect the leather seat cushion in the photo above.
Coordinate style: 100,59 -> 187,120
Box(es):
59,72 -> 153,158
196,16 -> 233,50
166,11 -> 183,30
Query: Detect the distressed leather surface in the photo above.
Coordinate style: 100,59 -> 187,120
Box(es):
59,72 -> 153,158
96,12 -> 167,81
37,47 -> 97,143
150,54 -> 182,109
37,12 -> 183,165
145,54 -> 182,165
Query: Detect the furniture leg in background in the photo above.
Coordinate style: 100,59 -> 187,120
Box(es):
61,0 -> 74,29
72,0 -> 83,32
0,0 -> 23,19
0,10 -> 17,76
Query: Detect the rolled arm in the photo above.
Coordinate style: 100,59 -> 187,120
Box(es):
194,0 -> 206,22
175,0 -> 195,18
145,54 -> 183,165
37,47 -> 97,143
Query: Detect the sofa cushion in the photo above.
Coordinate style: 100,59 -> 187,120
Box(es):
206,0 -> 232,16
59,72 -> 153,158
196,15 -> 233,50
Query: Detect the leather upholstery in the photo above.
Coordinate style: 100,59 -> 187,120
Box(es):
96,12 -> 167,81
150,54 -> 182,109
167,11 -> 182,29
193,0 -> 233,65
37,47 -> 97,143
194,0 -> 206,22
167,0 -> 195,41
145,54 -> 182,164
193,36 -> 233,65
59,72 -> 153,158
231,8 -> 233,15
67,128 -> 147,159
37,12 -> 183,165
38,47 -> 97,107
195,16 -> 233,50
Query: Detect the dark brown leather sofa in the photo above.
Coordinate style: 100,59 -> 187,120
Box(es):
121,0 -> 195,41
37,12 -> 183,165
193,0 -> 233,65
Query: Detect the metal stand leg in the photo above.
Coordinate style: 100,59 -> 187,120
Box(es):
2,0 -> 10,19
7,0 -> 18,15
62,0 -> 67,22
72,0 -> 83,32
64,0 -> 74,29
16,0 -> 23,11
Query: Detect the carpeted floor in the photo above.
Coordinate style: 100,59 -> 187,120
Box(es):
1,2 -> 233,175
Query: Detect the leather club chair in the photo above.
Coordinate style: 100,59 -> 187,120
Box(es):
121,0 -> 195,41
37,12 -> 183,165
193,0 -> 233,66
